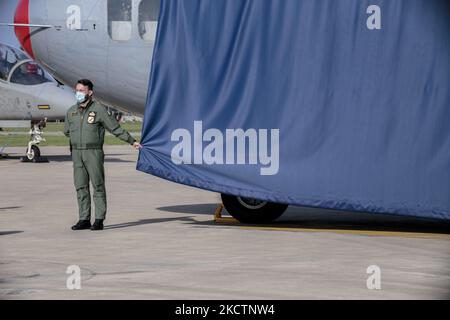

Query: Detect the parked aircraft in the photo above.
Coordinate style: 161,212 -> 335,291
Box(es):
0,43 -> 76,160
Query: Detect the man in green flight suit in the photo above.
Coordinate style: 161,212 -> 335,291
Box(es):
64,79 -> 142,231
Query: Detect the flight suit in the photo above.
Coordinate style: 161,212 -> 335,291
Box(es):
63,100 -> 136,221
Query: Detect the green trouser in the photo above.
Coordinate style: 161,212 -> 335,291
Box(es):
72,148 -> 106,220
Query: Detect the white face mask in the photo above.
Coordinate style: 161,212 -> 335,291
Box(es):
75,91 -> 87,104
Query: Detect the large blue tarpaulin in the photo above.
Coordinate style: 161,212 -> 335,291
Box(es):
137,0 -> 450,220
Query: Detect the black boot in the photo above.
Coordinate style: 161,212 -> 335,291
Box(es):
91,219 -> 104,231
71,220 -> 91,230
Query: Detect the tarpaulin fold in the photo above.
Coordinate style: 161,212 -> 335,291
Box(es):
137,0 -> 450,220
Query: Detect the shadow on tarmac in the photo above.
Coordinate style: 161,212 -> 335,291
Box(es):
1,154 -> 133,163
0,206 -> 22,211
157,203 -> 450,235
0,231 -> 23,236
104,216 -> 197,230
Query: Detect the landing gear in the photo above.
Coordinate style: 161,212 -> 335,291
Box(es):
26,145 -> 41,160
20,118 -> 48,162
221,193 -> 288,223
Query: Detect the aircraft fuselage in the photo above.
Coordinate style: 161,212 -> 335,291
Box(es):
16,0 -> 158,115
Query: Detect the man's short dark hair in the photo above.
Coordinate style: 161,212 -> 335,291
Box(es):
77,79 -> 94,90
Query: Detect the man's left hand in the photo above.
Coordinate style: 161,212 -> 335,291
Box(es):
133,141 -> 143,149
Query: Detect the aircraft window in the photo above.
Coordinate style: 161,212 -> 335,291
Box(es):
0,50 -> 8,80
108,0 -> 133,41
10,62 -> 53,85
0,45 -> 27,81
138,0 -> 160,41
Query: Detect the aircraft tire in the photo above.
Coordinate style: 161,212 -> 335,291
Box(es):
221,193 -> 288,224
26,145 -> 40,161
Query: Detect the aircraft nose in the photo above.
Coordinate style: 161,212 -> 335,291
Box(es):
52,85 -> 76,108
39,84 -> 76,120
14,0 -> 34,58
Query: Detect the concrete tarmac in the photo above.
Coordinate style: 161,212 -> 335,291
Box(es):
0,146 -> 449,299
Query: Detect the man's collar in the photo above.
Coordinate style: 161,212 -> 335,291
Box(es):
79,99 -> 94,109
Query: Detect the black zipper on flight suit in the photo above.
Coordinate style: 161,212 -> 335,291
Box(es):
79,101 -> 93,148
79,107 -> 83,147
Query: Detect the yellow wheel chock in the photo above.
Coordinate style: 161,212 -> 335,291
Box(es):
213,203 -> 238,223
